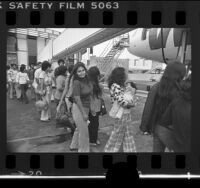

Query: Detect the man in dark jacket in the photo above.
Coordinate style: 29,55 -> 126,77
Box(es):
140,82 -> 159,134
155,75 -> 191,152
140,61 -> 187,152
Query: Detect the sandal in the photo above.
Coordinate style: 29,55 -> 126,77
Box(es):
96,140 -> 101,145
90,143 -> 97,146
69,147 -> 78,151
40,119 -> 50,122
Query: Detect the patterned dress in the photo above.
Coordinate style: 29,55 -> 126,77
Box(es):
104,83 -> 137,152
39,71 -> 52,121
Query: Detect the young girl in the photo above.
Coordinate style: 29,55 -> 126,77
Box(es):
104,67 -> 137,152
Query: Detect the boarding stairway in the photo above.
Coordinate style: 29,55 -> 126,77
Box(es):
97,33 -> 129,77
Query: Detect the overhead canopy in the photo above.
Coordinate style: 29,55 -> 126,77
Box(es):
53,28 -> 135,60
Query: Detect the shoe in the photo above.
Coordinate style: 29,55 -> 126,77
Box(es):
90,142 -> 97,146
40,119 -> 50,122
69,147 -> 78,151
96,140 -> 101,145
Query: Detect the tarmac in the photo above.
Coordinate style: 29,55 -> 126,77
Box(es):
7,84 -> 153,153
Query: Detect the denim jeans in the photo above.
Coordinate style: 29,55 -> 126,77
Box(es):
20,84 -> 28,103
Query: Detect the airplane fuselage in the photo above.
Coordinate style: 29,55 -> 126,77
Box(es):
127,28 -> 191,63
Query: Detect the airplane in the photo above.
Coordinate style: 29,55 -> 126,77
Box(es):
99,28 -> 191,82
127,28 -> 191,66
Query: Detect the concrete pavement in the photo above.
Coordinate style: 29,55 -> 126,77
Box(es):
7,88 -> 153,152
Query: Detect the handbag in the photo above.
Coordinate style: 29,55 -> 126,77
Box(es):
99,98 -> 107,116
55,102 -> 76,132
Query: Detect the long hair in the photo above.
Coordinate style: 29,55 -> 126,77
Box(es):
180,74 -> 191,101
56,65 -> 68,77
67,62 -> 88,89
68,64 -> 74,74
107,67 -> 127,89
156,61 -> 186,116
88,66 -> 102,98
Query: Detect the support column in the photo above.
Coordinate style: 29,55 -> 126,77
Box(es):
37,37 -> 45,62
74,53 -> 78,64
78,52 -> 82,62
17,34 -> 28,68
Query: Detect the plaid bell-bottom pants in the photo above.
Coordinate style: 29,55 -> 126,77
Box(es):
104,113 -> 137,152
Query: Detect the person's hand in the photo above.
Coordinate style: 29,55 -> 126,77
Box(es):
142,131 -> 150,135
83,112 -> 88,121
126,103 -> 135,108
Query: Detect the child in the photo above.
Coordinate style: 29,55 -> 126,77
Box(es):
109,81 -> 137,119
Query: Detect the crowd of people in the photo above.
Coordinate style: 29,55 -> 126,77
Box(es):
7,63 -> 32,103
7,59 -> 191,153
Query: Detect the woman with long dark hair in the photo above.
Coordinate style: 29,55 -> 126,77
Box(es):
140,61 -> 186,152
87,66 -> 103,146
104,67 -> 136,152
156,75 -> 191,152
69,62 -> 93,152
54,65 -> 68,106
57,64 -> 75,113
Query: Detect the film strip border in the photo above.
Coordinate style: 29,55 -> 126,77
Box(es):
0,1 -> 199,26
4,10 -> 188,26
0,0 -> 200,177
1,154 -> 200,176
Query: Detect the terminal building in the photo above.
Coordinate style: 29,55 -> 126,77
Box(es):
7,28 -> 165,73
7,28 -> 61,67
